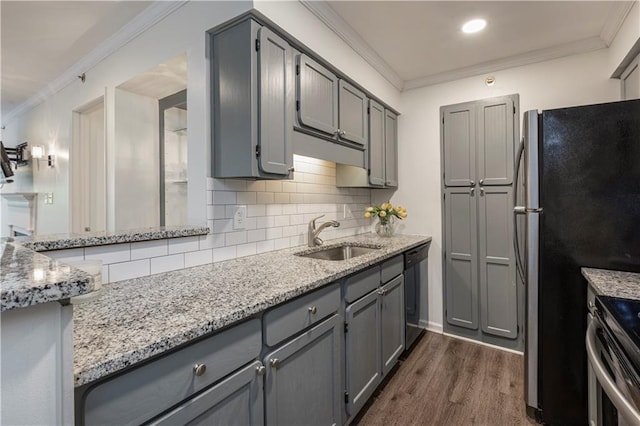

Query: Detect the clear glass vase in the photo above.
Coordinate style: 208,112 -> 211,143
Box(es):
375,216 -> 395,237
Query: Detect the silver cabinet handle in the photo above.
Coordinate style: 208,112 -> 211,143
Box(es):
479,179 -> 484,185
480,188 -> 485,196
469,180 -> 475,187
288,167 -> 295,172
334,129 -> 341,136
340,130 -> 346,137
588,300 -> 595,310
308,306 -> 317,314
269,358 -> 280,369
377,289 -> 386,296
193,363 -> 207,376
256,365 -> 266,376
586,319 -> 640,424
470,188 -> 475,196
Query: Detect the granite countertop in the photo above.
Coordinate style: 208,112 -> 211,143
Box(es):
0,240 -> 93,312
73,233 -> 431,387
16,225 -> 209,252
582,267 -> 640,300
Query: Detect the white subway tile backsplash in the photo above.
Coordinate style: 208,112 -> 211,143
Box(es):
236,243 -> 257,258
244,217 -> 257,230
274,192 -> 290,204
213,179 -> 247,192
266,227 -> 283,240
282,204 -> 297,215
168,236 -> 200,254
210,205 -> 226,219
199,234 -> 225,250
247,204 -> 266,217
274,215 -> 290,227
207,190 -> 213,205
45,248 -> 85,263
256,192 -> 274,204
256,240 -> 275,254
265,181 -> 282,192
213,191 -> 237,205
282,181 -> 296,193
266,204 -> 283,216
185,249 -> 213,268
290,193 -> 304,203
206,177 -> 215,190
247,228 -> 266,242
225,231 -> 247,246
109,259 -> 150,282
274,237 -> 291,250
131,240 -> 168,260
246,181 -> 266,192
256,216 -> 275,229
290,214 -> 304,225
213,219 -> 234,234
85,243 -> 131,265
213,246 -> 236,262
151,254 -> 185,274
237,192 -> 257,204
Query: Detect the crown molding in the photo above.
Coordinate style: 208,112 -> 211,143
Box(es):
2,1 -> 188,125
298,0 -> 403,91
403,36 -> 607,91
600,1 -> 637,46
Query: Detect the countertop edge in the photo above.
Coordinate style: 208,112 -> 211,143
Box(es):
582,267 -> 640,300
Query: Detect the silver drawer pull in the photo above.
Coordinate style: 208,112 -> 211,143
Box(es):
193,363 -> 207,376
308,306 -> 317,315
588,300 -> 595,309
377,289 -> 386,296
269,358 -> 280,369
288,167 -> 295,172
256,365 -> 266,376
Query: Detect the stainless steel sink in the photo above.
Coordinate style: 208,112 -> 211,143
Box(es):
296,245 -> 380,261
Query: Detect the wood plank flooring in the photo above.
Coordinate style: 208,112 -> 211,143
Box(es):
355,331 -> 537,426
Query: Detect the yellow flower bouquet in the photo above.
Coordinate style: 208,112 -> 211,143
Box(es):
365,202 -> 407,237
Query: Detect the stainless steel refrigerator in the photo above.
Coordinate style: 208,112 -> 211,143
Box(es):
515,99 -> 640,424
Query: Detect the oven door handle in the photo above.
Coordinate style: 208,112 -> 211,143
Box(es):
586,318 -> 640,424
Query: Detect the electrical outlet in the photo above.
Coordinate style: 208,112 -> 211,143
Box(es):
233,205 -> 247,230
343,204 -> 354,219
44,193 -> 54,204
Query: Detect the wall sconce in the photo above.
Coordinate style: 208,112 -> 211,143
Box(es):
30,145 -> 54,169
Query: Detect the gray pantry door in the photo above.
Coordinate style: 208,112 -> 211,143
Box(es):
444,187 -> 479,330
257,27 -> 293,176
296,54 -> 339,136
263,315 -> 341,426
380,275 -> 405,376
149,361 -> 264,426
368,99 -> 386,186
384,110 -> 398,187
338,80 -> 368,145
345,290 -> 381,416
478,186 -> 517,339
442,102 -> 476,187
476,96 -> 515,186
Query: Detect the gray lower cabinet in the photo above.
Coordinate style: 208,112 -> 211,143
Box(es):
380,275 -> 405,375
263,314 -> 342,426
211,18 -> 293,179
147,360 -> 264,426
77,319 -> 262,426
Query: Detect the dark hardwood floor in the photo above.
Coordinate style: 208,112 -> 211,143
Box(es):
355,331 -> 537,426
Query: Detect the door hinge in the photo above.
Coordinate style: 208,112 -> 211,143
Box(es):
296,100 -> 300,112
442,116 -> 445,124
255,39 -> 260,52
255,145 -> 261,157
296,64 -> 300,75
513,105 -> 516,114
344,323 -> 349,333
367,169 -> 371,176
367,106 -> 370,114
344,391 -> 349,404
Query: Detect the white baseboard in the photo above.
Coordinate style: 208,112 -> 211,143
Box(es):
419,319 -> 443,334
442,332 -> 524,355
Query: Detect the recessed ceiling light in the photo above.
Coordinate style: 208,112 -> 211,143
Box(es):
462,19 -> 487,34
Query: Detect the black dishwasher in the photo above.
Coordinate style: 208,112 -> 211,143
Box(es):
404,242 -> 430,351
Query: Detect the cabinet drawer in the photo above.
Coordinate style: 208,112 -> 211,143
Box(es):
381,254 -> 403,283
264,283 -> 340,347
81,319 -> 262,426
344,265 -> 381,303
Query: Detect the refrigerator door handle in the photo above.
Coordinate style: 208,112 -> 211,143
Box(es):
514,137 -> 527,284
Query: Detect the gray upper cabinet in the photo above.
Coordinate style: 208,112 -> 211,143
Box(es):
442,102 -> 476,187
263,314 -> 342,426
477,97 -> 515,186
384,110 -> 398,187
338,80 -> 368,146
211,19 -> 293,179
297,54 -> 339,136
368,100 -> 386,186
444,187 -> 479,331
478,186 -> 517,339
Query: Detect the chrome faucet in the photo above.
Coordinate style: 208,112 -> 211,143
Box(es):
308,215 -> 340,247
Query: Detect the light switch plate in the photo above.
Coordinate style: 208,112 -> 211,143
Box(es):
343,204 -> 354,219
233,205 -> 247,230
44,193 -> 54,204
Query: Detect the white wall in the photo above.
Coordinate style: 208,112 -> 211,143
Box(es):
396,18 -> 639,330
1,1 -> 252,235
114,89 -> 159,230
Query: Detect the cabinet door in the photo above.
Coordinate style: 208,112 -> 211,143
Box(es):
477,97 -> 515,186
345,290 -> 381,416
384,110 -> 398,187
297,54 -> 339,136
338,80 -> 367,145
258,27 -> 293,176
148,361 -> 264,426
442,102 -> 476,187
444,187 -> 479,330
368,100 -> 386,186
264,315 -> 341,426
380,275 -> 405,376
478,186 -> 517,339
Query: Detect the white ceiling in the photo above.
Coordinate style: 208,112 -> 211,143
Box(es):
1,0 -> 637,120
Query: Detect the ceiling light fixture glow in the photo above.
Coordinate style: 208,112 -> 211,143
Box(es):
462,19 -> 487,34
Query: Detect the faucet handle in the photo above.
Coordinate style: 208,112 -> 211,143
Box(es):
311,215 -> 325,227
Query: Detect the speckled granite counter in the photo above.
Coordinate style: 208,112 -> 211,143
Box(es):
73,233 -> 431,387
0,240 -> 93,312
582,267 -> 640,300
16,225 -> 209,252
